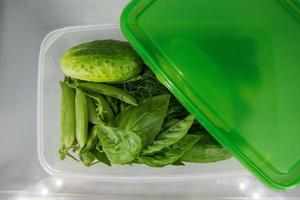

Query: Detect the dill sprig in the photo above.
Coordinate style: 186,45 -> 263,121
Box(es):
119,67 -> 169,100
116,66 -> 189,119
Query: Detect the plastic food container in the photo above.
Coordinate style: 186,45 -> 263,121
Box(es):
37,24 -> 246,180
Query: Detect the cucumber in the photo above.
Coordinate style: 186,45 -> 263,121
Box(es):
61,40 -> 143,82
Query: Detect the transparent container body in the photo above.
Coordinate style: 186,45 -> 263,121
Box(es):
37,24 -> 245,181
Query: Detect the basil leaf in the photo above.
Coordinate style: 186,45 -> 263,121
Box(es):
137,134 -> 200,167
162,118 -> 181,130
172,160 -> 185,166
97,123 -> 142,164
115,95 -> 170,146
142,115 -> 195,155
90,146 -> 111,166
181,133 -> 231,163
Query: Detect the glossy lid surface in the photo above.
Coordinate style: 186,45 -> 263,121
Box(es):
121,0 -> 300,189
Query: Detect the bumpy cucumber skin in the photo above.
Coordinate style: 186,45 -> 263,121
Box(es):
61,40 -> 143,82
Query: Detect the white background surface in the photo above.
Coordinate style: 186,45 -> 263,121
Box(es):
0,0 -> 299,199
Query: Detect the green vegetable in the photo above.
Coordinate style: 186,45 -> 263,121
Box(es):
85,92 -> 114,125
81,125 -> 98,152
116,68 -> 170,101
90,146 -> 111,166
75,82 -> 138,106
61,40 -> 143,82
79,126 -> 110,166
115,95 -> 170,146
86,96 -> 99,124
119,101 -> 127,113
59,42 -> 230,167
75,89 -> 88,149
137,134 -> 200,167
162,118 -> 181,130
142,115 -> 195,155
117,67 -> 189,121
181,133 -> 231,163
79,151 -> 95,166
112,75 -> 142,84
97,123 -> 142,164
105,96 -> 119,115
172,160 -> 185,166
59,81 -> 76,159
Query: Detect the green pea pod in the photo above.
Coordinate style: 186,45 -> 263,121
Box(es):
85,92 -> 114,125
105,96 -> 119,115
75,89 -> 88,149
142,115 -> 195,155
75,82 -> 138,106
79,151 -> 96,167
119,101 -> 127,113
96,138 -> 102,148
86,96 -> 99,124
111,75 -> 142,84
82,125 -> 98,153
79,125 -> 99,167
137,134 -> 200,167
87,94 -> 104,120
59,81 -> 76,160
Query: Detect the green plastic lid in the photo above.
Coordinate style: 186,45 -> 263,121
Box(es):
120,0 -> 300,190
